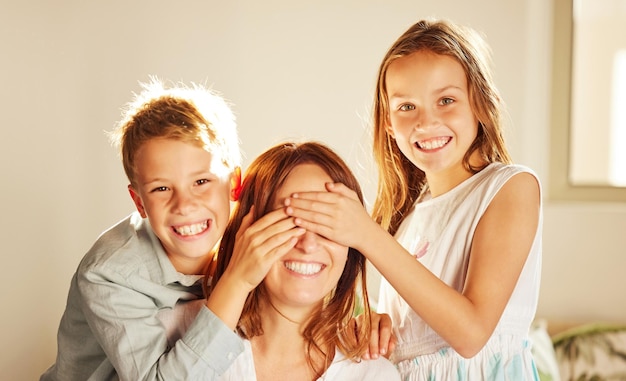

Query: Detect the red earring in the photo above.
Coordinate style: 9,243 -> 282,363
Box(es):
230,167 -> 242,201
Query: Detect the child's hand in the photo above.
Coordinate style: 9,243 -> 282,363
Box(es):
284,182 -> 377,251
358,312 -> 396,360
208,207 -> 305,329
224,206 -> 305,291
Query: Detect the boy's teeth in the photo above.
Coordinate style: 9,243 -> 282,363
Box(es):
419,137 -> 450,150
174,221 -> 208,236
284,261 -> 323,275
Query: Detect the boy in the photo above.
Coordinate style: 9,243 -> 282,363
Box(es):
40,79 -> 305,380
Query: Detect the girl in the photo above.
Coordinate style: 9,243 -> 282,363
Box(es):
285,20 -> 542,380
212,142 -> 400,380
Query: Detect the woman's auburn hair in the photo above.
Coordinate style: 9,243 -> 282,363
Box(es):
371,19 -> 512,235
211,141 -> 372,378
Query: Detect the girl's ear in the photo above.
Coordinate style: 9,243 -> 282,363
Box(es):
230,166 -> 242,201
128,185 -> 147,218
385,119 -> 395,139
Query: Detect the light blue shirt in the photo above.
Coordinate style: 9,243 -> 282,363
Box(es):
41,212 -> 244,381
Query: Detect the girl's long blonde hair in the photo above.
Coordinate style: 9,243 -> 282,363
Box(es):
371,19 -> 512,235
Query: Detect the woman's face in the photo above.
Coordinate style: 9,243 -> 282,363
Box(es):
263,163 -> 349,315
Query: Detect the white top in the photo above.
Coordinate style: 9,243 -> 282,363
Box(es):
219,339 -> 400,380
377,163 -> 542,379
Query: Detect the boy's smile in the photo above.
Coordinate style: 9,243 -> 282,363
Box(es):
172,220 -> 209,237
128,138 -> 234,275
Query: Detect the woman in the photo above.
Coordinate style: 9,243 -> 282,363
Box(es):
212,142 -> 400,380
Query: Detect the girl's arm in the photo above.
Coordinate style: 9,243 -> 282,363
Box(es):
285,172 -> 540,358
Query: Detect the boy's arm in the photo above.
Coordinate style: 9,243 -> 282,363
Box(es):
79,269 -> 243,380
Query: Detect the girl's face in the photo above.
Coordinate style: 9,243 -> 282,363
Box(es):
385,50 -> 480,187
263,163 -> 349,315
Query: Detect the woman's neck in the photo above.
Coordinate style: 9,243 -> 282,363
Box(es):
250,300 -> 327,381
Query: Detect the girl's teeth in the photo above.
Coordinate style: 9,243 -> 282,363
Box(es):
174,221 -> 208,236
419,137 -> 450,150
284,261 -> 323,275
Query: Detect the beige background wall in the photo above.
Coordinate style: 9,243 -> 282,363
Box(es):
1,0 -> 624,380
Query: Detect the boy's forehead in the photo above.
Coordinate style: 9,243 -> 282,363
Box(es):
134,138 -> 232,181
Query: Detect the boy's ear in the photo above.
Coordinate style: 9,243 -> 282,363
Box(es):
128,185 -> 148,218
230,166 -> 242,201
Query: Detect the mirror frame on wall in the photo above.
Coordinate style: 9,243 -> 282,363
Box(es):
550,0 -> 626,202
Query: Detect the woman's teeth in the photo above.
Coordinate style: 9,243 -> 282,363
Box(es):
284,261 -> 323,275
174,221 -> 208,236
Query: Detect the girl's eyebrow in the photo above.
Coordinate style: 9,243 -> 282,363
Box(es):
388,85 -> 464,99
434,85 -> 464,94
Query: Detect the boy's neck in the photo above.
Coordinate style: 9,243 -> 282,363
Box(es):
168,253 -> 212,276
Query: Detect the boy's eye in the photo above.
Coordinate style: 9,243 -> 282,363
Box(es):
196,179 -> 210,185
151,186 -> 169,193
399,104 -> 415,111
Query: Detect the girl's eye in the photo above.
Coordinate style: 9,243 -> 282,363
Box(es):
399,104 -> 415,111
440,97 -> 454,105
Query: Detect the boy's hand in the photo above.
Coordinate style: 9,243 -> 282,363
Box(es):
284,182 -> 378,251
225,206 -> 305,291
357,312 -> 396,360
207,207 -> 305,329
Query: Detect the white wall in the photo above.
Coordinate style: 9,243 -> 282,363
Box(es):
1,0 -> 624,380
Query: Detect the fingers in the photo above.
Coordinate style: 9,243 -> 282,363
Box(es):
367,316 -> 380,360
376,313 -> 394,358
362,313 -> 395,360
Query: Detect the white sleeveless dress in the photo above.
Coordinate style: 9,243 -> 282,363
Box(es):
378,163 -> 542,380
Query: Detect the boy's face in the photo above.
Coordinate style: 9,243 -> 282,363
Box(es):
128,138 -> 237,275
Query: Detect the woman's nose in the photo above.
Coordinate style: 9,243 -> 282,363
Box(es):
294,230 -> 320,253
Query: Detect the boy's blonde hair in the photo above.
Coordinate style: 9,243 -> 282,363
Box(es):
371,19 -> 512,235
110,78 -> 241,186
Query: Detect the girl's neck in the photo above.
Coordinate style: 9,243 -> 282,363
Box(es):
426,156 -> 488,198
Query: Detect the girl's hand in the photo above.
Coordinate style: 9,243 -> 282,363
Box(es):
224,206 -> 306,291
284,182 -> 376,251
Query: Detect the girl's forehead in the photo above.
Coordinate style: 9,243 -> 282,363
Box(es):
385,53 -> 468,101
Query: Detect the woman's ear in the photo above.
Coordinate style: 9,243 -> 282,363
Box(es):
128,185 -> 147,218
230,166 -> 242,201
